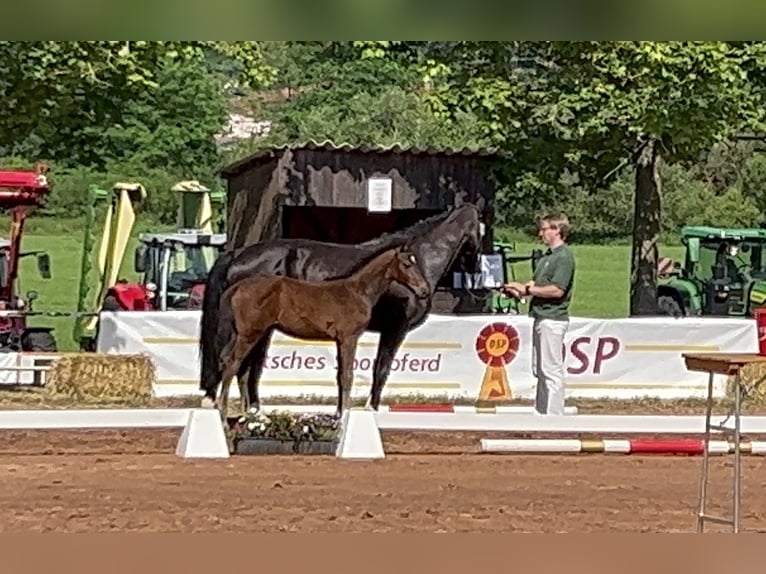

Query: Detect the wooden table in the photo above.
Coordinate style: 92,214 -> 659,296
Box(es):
683,352 -> 766,533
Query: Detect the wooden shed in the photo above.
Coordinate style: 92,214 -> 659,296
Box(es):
219,140 -> 508,313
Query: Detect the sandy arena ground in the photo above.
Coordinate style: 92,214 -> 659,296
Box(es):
0,428 -> 764,533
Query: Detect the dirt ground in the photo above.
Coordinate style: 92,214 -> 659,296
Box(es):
0,428 -> 765,533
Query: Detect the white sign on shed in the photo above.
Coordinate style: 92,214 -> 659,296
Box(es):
366,177 -> 392,213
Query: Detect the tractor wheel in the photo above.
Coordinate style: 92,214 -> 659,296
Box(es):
657,294 -> 684,318
21,330 -> 57,352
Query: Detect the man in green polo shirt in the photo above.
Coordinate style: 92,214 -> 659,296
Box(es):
503,213 -> 575,415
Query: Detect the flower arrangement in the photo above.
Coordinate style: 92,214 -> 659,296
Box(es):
231,408 -> 342,446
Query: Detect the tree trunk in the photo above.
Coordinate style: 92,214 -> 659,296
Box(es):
630,137 -> 661,316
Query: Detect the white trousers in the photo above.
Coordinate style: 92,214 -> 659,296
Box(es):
531,317 -> 569,415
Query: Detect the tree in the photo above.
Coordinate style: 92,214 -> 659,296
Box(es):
246,41 -> 490,153
95,54 -> 229,175
421,42 -> 580,227
545,42 -> 766,314
0,41 -> 276,168
425,41 -> 766,314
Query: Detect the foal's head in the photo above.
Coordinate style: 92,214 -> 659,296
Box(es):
385,246 -> 431,300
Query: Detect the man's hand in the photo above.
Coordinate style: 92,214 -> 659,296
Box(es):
504,287 -> 521,299
501,282 -> 526,298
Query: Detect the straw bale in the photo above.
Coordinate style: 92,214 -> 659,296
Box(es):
726,361 -> 766,405
45,353 -> 156,403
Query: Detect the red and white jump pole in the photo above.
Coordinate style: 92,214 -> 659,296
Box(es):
480,438 -> 766,456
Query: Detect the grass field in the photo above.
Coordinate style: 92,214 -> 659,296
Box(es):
14,233 -> 687,352
496,241 -> 685,318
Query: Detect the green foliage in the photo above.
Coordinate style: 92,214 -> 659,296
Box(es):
266,85 -> 489,151
0,41 -> 250,227
93,55 -> 228,175
660,163 -> 761,230
231,409 -> 341,444
7,40 -> 766,252
0,157 -> 212,228
739,153 -> 766,215
551,161 -> 764,243
540,41 -> 766,184
419,42 -> 579,221
250,41 -> 491,152
0,41 -> 273,171
423,42 -> 766,188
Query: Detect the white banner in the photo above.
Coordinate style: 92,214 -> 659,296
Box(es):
95,310 -> 759,401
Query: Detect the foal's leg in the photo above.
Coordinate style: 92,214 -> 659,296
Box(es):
336,335 -> 360,417
219,363 -> 254,423
237,373 -> 249,414
218,334 -> 262,423
368,325 -> 408,410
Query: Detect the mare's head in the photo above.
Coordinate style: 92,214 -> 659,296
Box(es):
453,201 -> 484,274
409,202 -> 484,289
354,202 -> 484,297
384,245 -> 431,300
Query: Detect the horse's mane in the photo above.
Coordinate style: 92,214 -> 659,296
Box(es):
340,205 -> 472,278
360,208 -> 454,249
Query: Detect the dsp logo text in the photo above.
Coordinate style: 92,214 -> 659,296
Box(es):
565,336 -> 620,375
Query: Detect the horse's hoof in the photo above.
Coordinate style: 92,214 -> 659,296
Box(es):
200,397 -> 215,409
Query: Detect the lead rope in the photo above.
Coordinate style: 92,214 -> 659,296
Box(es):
458,270 -> 520,314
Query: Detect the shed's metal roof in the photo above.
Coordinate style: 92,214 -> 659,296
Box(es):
219,139 -> 507,178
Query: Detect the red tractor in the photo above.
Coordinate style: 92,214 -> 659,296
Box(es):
0,164 -> 56,352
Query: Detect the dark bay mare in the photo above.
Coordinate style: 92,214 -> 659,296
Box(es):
199,202 -> 483,413
216,244 -> 431,419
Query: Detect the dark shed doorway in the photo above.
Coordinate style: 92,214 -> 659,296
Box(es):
281,206 -> 442,245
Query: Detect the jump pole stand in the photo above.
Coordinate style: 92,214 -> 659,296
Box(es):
176,409 -> 231,459
335,408 -> 385,460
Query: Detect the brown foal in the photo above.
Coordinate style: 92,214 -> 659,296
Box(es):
216,244 -> 430,419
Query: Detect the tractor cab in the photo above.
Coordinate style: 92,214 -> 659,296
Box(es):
657,226 -> 766,317
133,230 -> 227,310
0,165 -> 57,351
0,236 -> 52,349
0,237 -> 51,299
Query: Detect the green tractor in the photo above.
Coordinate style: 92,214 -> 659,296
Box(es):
657,225 -> 766,318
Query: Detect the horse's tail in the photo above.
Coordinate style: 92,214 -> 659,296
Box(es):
199,249 -> 235,399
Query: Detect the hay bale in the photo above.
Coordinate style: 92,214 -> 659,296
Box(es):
726,362 -> 766,405
45,353 -> 156,403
